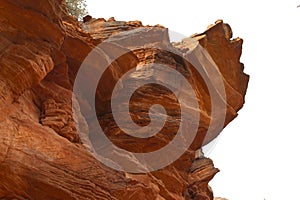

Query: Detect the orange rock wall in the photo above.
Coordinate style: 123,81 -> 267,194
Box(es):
0,0 -> 248,199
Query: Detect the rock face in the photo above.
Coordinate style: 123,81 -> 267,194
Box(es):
0,0 -> 249,199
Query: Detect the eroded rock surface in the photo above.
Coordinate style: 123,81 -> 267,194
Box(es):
0,0 -> 248,199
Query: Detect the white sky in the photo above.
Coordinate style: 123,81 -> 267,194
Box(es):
86,0 -> 300,199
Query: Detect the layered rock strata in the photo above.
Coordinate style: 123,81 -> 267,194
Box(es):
0,1 -> 248,199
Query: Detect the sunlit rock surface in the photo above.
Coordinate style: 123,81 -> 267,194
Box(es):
0,0 -> 248,199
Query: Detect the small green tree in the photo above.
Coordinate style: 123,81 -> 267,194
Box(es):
66,0 -> 88,20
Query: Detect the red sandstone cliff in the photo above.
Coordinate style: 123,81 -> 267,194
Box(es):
0,0 -> 248,199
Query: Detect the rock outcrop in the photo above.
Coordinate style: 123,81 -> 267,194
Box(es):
0,0 -> 249,199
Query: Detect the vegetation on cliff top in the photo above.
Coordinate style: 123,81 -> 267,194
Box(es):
66,0 -> 88,19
